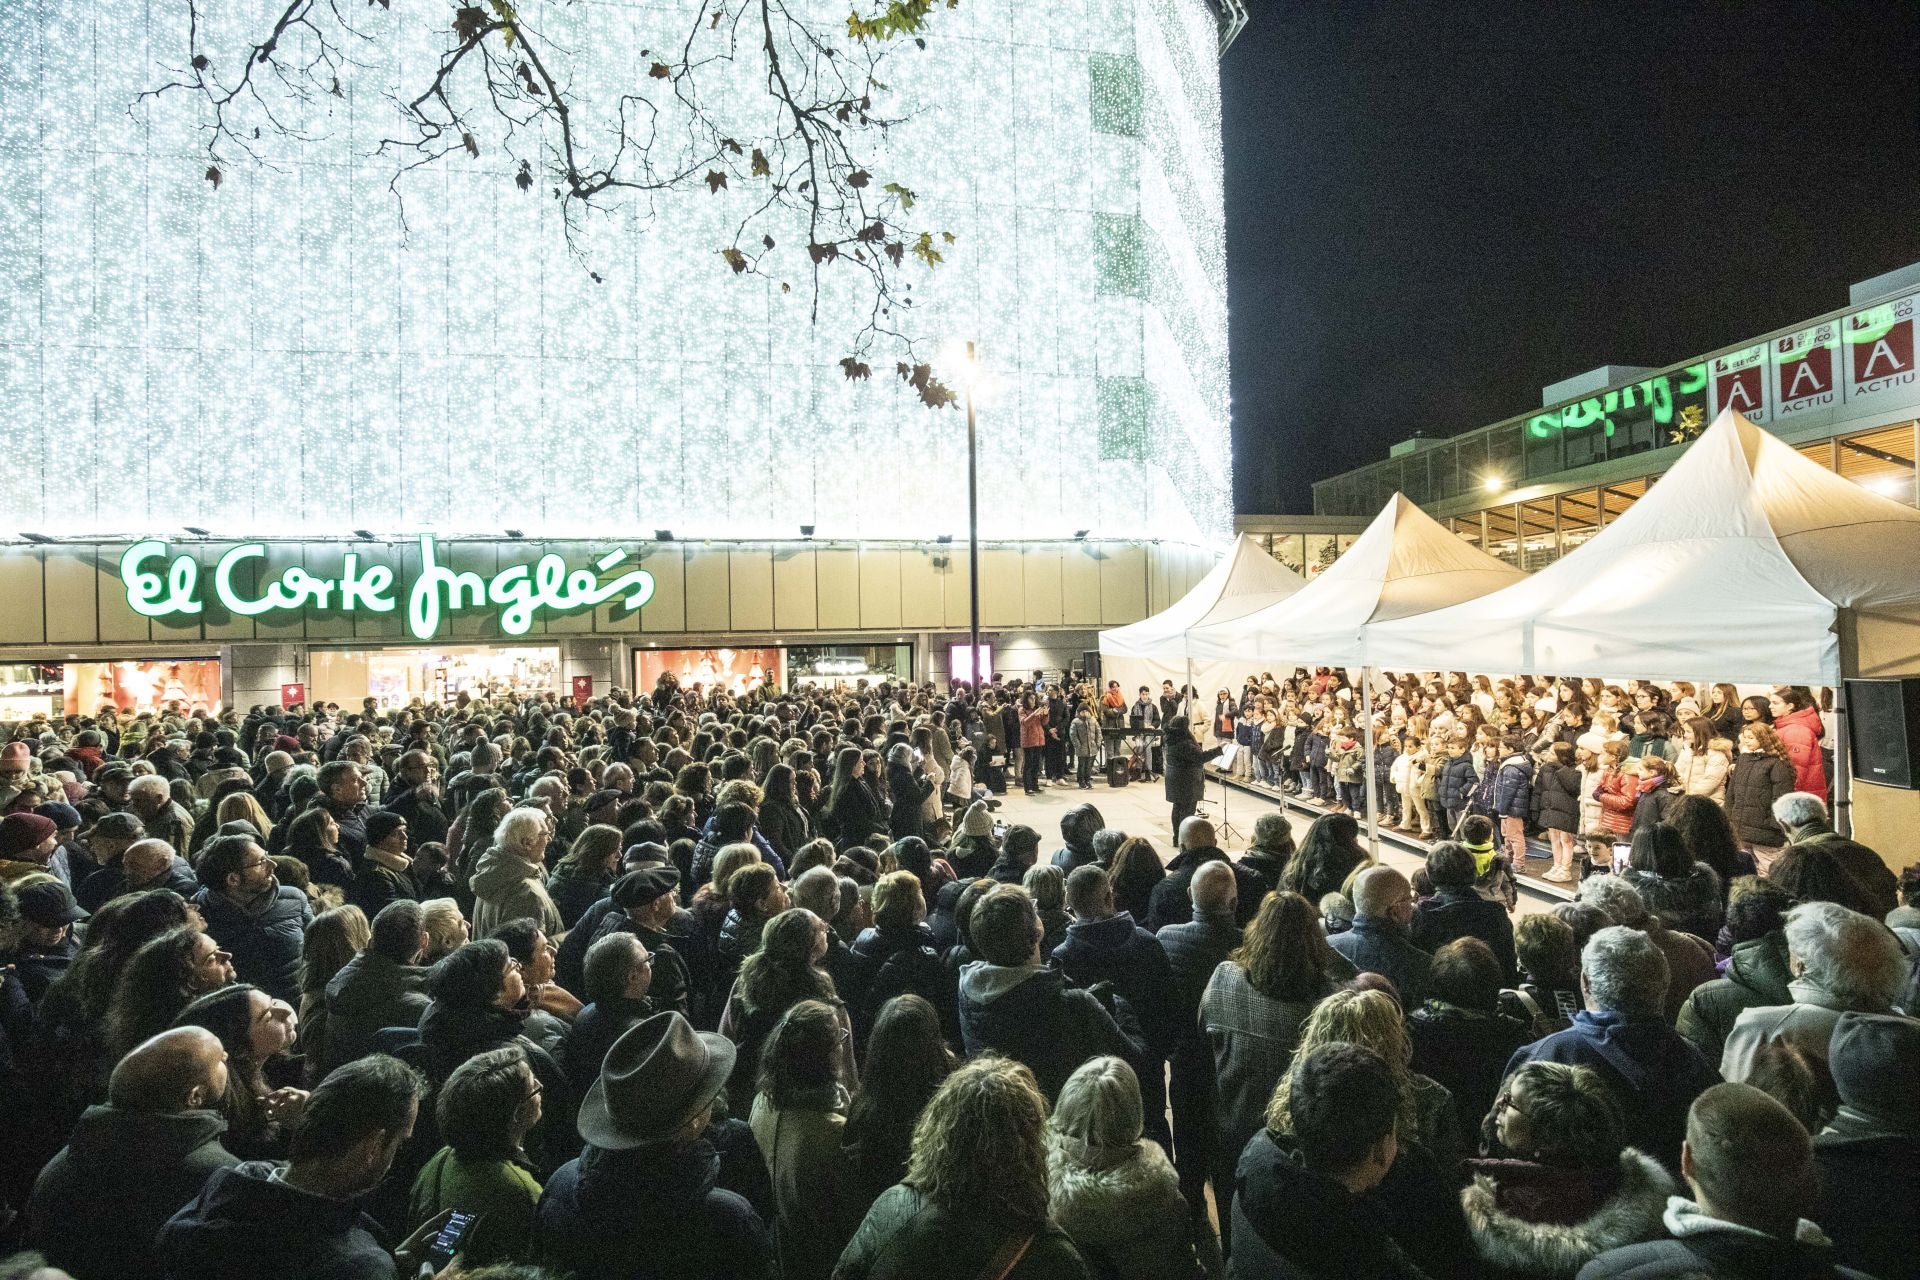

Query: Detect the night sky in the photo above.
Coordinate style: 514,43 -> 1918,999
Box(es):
1221,1 -> 1920,515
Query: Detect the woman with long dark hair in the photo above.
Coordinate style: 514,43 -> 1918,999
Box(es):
1199,890 -> 1349,1211
171,983 -> 305,1159
826,747 -> 885,849
106,927 -> 236,1063
751,999 -> 867,1280
1281,812 -> 1369,905
843,993 -> 955,1208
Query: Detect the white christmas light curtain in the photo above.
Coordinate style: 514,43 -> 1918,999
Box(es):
0,0 -> 1232,545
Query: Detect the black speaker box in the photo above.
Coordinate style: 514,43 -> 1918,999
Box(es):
1845,677 -> 1920,790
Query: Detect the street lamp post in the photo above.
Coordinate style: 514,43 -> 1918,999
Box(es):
965,340 -> 981,692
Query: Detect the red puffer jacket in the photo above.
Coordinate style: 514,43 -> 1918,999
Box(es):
1772,705 -> 1827,796
1594,768 -> 1639,836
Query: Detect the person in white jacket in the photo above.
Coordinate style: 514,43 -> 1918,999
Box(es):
1670,717 -> 1733,805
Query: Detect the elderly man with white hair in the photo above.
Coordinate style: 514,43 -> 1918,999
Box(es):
1772,792 -> 1899,920
1504,925 -> 1720,1173
125,773 -> 193,854
1720,901 -> 1909,1084
469,805 -> 563,937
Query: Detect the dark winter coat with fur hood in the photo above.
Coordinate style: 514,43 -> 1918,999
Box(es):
1461,1147 -> 1674,1279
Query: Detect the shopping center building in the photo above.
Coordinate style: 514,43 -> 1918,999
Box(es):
1309,261 -> 1920,558
0,0 -> 1273,720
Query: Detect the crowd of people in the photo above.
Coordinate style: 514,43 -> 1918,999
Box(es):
1175,671 -> 1844,886
0,667 -> 1913,1280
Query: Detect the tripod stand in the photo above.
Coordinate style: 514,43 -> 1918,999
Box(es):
1198,745 -> 1244,846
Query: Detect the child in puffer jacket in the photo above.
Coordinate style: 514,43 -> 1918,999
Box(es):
1328,727 -> 1365,814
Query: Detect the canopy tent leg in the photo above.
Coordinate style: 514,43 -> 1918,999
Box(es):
1361,666 -> 1379,859
1833,679 -> 1853,838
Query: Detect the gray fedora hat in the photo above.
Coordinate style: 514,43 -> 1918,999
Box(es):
577,1011 -> 735,1149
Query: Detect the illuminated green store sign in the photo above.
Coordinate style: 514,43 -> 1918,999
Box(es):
120,538 -> 656,640
1527,363 -> 1710,445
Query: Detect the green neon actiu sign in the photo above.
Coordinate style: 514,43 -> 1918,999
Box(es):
120,537 -> 656,640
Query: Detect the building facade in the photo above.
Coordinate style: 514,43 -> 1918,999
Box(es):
0,537 -> 1221,718
1310,262 -> 1920,564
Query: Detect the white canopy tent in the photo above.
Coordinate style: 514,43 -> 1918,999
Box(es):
1363,408 -> 1920,685
1098,534 -> 1305,717
1186,493 -> 1527,665
1185,495 -> 1525,849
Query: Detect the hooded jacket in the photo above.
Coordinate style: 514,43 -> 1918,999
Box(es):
851,923 -> 957,1044
536,1138 -> 772,1280
1046,1136 -> 1203,1280
957,961 -> 1146,1103
194,883 -> 314,1005
1781,823 -> 1899,921
1531,762 -> 1583,834
29,1105 -> 240,1280
1460,1148 -> 1674,1279
319,949 -> 431,1075
1576,1196 -> 1874,1279
1670,741 -> 1733,803
1492,752 -> 1536,819
1675,930 -> 1793,1065
1438,750 -> 1480,813
468,843 -> 564,939
1413,886 -> 1517,981
155,1160 -> 395,1280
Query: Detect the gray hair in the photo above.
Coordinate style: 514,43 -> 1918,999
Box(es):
886,742 -> 914,768
493,807 -> 550,856
127,775 -> 171,802
1577,874 -> 1650,928
1580,925 -> 1668,1018
1048,1055 -> 1143,1171
1352,865 -> 1410,918
1190,860 -> 1238,913
791,865 -> 840,919
1783,901 -> 1907,1010
1772,791 -> 1828,830
1177,817 -> 1215,850
263,750 -> 293,772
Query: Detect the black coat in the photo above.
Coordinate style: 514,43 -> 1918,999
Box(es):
29,1105 -> 240,1280
956,963 -> 1147,1104
1147,847 -> 1263,931
1050,912 -> 1178,1053
193,885 -> 314,1005
1162,730 -> 1222,805
828,779 -> 886,847
1530,762 -> 1583,834
1411,887 -> 1516,982
536,1138 -> 772,1280
1228,1131 -> 1454,1280
1724,752 -> 1795,846
886,764 -> 935,840
1813,1126 -> 1920,1280
850,923 -> 957,1045
156,1161 -> 397,1280
380,784 -> 450,847
1408,1000 -> 1532,1137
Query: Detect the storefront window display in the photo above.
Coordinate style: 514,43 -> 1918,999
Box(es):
64,659 -> 223,717
0,664 -> 63,722
635,648 -> 784,697
311,646 -> 561,708
790,644 -> 913,688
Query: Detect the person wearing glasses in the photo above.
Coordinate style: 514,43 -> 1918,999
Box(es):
191,834 -> 315,1006
407,1045 -> 547,1267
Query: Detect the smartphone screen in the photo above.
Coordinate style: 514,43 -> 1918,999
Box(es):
428,1210 -> 479,1269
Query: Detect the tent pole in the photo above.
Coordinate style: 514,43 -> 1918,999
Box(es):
1833,678 -> 1853,838
1361,666 -> 1379,859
